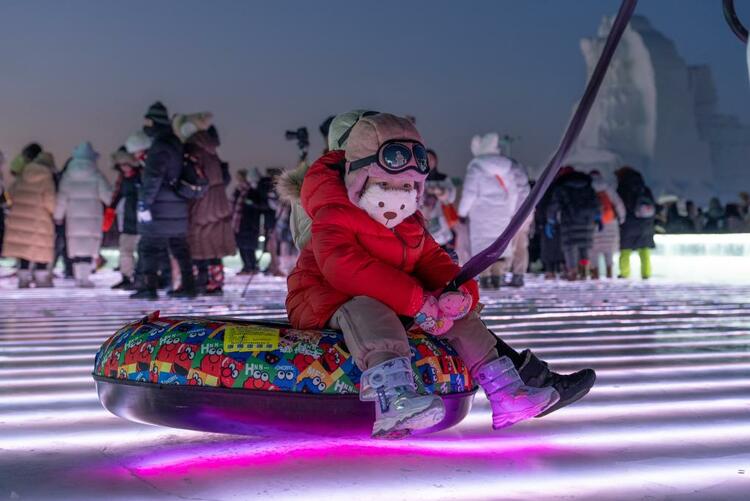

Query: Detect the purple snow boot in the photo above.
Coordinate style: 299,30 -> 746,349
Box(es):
475,356 -> 559,430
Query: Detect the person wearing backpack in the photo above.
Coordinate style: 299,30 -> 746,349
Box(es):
545,168 -> 601,281
589,170 -> 626,279
615,166 -> 656,279
130,101 -> 195,299
173,114 -> 236,295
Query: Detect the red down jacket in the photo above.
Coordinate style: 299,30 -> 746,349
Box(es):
286,150 -> 479,329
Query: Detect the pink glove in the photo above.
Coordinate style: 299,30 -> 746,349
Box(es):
437,285 -> 473,321
414,295 -> 453,336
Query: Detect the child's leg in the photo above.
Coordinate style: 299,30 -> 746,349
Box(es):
619,249 -> 632,278
579,246 -> 590,279
442,312 -> 559,429
638,247 -> 652,278
604,250 -> 614,278
440,311 -> 531,372
491,259 -> 508,288
563,246 -> 580,280
511,222 -> 531,276
329,296 -> 410,370
440,310 -> 499,374
479,267 -> 494,289
120,234 -> 138,280
330,296 -> 444,438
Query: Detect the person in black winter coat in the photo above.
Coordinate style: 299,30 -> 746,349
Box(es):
130,101 -> 195,299
535,170 -> 569,279
615,166 -> 656,279
231,169 -> 263,274
546,168 -> 600,280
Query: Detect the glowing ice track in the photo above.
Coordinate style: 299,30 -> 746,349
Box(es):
1,272 -> 749,500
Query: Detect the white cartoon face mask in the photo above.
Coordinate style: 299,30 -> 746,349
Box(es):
357,183 -> 418,228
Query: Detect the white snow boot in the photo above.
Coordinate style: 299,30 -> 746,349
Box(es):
33,269 -> 54,288
359,357 -> 446,439
475,356 -> 559,430
73,262 -> 95,288
18,269 -> 32,289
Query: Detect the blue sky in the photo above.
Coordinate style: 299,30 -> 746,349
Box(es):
1,0 -> 747,179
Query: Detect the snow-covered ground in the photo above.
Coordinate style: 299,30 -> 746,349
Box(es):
1,268 -> 749,500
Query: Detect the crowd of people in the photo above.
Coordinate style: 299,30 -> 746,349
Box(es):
656,193 -> 750,234
0,102 -> 294,295
2,103 -> 749,295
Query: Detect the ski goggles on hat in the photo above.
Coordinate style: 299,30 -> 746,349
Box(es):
349,140 -> 430,175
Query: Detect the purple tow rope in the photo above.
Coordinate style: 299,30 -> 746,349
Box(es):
723,0 -> 748,43
448,0 -> 639,289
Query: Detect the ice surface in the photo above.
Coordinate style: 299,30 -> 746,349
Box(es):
1,265 -> 749,500
566,15 -> 750,201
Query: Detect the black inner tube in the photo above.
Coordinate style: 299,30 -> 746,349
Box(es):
723,0 -> 748,43
448,0 -> 639,289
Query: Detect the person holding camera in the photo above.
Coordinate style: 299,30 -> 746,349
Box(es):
130,101 -> 195,300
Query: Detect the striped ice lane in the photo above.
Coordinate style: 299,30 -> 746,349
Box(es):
1,272 -> 749,500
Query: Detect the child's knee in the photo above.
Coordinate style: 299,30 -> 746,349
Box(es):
445,312 -> 498,372
331,296 -> 410,371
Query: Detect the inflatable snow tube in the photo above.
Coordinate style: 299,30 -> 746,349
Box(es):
93,311 -> 477,436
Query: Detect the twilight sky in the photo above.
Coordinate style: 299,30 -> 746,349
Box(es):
1,0 -> 748,181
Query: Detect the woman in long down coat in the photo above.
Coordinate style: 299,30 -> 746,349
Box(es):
176,115 -> 236,294
2,152 -> 57,288
54,142 -> 112,287
457,133 -> 522,289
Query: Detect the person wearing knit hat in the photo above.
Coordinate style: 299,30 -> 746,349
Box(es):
144,101 -> 170,128
285,112 -> 558,438
130,101 -> 195,299
125,131 -> 152,162
109,147 -> 143,290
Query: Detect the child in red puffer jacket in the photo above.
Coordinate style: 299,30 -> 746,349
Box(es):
286,113 -> 558,438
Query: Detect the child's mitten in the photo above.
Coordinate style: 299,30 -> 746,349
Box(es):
415,294 -> 453,336
437,285 -> 473,320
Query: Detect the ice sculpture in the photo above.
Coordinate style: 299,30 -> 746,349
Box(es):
566,15 -> 750,201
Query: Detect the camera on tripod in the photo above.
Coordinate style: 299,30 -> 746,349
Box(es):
285,127 -> 309,160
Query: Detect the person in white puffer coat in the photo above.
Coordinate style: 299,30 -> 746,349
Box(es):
458,133 -> 525,289
54,142 -> 112,287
